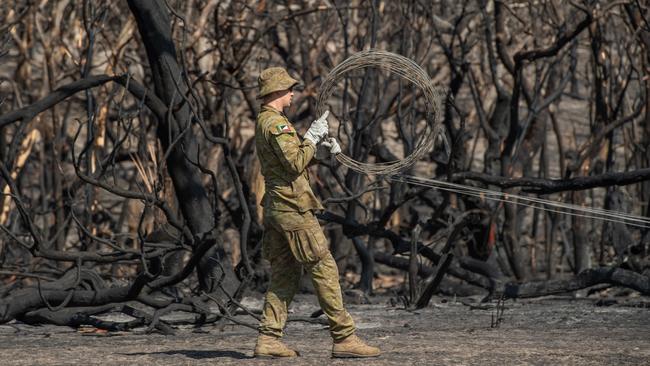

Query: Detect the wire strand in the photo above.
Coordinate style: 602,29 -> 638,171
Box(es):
389,174 -> 650,229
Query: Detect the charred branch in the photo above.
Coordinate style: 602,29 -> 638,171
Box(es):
454,168 -> 650,194
505,267 -> 650,298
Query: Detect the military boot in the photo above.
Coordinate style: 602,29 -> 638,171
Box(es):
332,334 -> 381,358
254,334 -> 299,358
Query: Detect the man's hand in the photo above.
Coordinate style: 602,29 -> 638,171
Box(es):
304,110 -> 330,145
322,137 -> 341,154
315,137 -> 341,160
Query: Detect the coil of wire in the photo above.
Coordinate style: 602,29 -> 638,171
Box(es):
316,49 -> 446,175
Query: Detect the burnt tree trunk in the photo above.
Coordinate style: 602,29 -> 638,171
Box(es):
625,5 -> 650,218
126,0 -> 237,292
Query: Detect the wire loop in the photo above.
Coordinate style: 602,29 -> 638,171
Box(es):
316,49 -> 446,175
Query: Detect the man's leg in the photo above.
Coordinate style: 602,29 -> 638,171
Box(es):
307,252 -> 355,340
256,227 -> 302,357
300,212 -> 379,358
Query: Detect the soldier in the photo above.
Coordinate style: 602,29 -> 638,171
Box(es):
253,67 -> 381,359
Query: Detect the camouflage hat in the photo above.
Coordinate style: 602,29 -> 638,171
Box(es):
257,67 -> 299,99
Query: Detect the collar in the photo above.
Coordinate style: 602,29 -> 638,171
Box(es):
261,104 -> 286,118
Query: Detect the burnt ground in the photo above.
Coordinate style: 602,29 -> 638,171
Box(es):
0,293 -> 649,366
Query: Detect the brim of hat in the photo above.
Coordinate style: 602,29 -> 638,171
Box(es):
257,79 -> 300,99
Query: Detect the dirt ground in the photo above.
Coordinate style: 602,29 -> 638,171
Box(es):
0,293 -> 649,366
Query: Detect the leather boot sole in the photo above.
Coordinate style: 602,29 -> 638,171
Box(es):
254,353 -> 299,358
254,350 -> 300,358
332,351 -> 380,358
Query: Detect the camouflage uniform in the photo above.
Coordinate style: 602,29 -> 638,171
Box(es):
255,84 -> 355,341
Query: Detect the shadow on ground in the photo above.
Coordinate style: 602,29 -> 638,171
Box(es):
122,350 -> 251,360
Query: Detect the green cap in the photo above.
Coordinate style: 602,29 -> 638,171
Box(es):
257,67 -> 299,99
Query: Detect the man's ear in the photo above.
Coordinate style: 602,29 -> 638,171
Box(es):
263,90 -> 280,104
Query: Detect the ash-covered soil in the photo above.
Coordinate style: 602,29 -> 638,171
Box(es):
0,294 -> 649,366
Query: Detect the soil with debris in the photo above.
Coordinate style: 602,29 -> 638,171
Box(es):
1,293 -> 649,366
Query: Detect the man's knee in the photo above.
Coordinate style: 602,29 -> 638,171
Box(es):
308,252 -> 339,277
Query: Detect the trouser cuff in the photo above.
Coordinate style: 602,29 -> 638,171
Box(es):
331,328 -> 355,341
258,326 -> 283,338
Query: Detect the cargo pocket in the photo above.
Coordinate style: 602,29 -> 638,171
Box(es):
265,210 -> 329,264
287,224 -> 328,264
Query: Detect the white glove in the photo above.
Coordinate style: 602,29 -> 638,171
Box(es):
315,137 -> 341,160
322,137 -> 341,154
304,110 -> 330,145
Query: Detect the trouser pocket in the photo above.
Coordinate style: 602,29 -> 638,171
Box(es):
286,224 -> 328,263
264,210 -> 328,264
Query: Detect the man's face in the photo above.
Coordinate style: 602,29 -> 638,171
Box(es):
264,88 -> 295,110
278,88 -> 294,109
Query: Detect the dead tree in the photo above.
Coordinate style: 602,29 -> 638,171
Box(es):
0,0 -> 242,329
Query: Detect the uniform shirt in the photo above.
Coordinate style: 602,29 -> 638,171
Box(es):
255,105 -> 324,212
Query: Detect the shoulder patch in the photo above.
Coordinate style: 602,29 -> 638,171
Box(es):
276,124 -> 295,134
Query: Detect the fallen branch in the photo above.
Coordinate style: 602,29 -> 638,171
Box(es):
504,267 -> 650,298
454,168 -> 650,194
374,252 -> 495,291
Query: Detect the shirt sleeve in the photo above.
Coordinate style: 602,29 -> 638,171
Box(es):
266,117 -> 316,178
